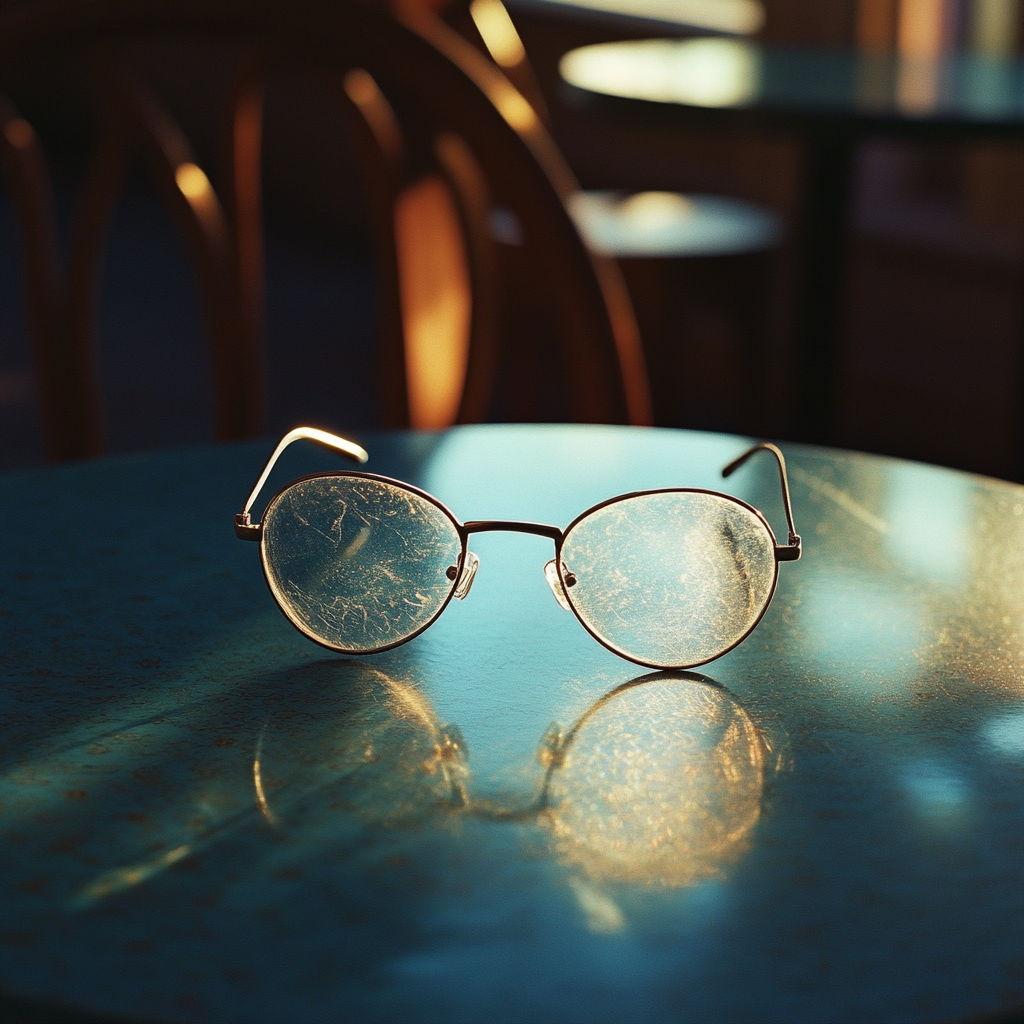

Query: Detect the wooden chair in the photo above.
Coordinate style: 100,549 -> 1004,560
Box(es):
0,0 -> 652,462
444,0 -> 783,431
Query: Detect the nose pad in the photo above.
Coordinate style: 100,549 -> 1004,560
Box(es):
544,559 -> 574,611
448,550 -> 480,600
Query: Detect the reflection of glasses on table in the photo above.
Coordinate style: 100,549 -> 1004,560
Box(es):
253,662 -> 772,894
235,427 -> 801,669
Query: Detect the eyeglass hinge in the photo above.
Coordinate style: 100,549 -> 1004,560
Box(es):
235,512 -> 262,541
775,535 -> 801,561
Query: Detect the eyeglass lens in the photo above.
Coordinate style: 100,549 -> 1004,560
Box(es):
261,476 -> 462,652
559,492 -> 777,668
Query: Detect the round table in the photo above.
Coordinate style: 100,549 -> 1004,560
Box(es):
2,424 -> 1022,1023
560,39 -> 1024,461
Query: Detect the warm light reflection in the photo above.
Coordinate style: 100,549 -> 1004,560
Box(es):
897,57 -> 942,112
254,758 -> 275,822
343,68 -> 403,167
250,663 -> 766,895
891,0 -> 953,111
470,0 -> 527,67
538,0 -> 764,35
857,0 -> 899,52
174,161 -> 222,233
254,728 -> 277,826
395,175 -> 471,429
897,0 -> 939,57
4,116 -> 35,150
617,189 -> 693,224
560,38 -> 760,108
252,663 -> 468,827
72,844 -> 191,909
494,85 -> 539,131
175,162 -> 213,202
541,676 -> 765,887
343,66 -> 378,107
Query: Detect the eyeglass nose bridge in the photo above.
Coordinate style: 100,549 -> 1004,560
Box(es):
459,519 -> 566,605
463,520 -> 564,541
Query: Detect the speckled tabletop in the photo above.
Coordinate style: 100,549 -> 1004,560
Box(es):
1,425 -> 1022,1023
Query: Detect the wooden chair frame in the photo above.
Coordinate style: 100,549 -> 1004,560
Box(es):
0,0 -> 652,462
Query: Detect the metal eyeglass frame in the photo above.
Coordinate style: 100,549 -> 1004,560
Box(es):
235,426 -> 801,669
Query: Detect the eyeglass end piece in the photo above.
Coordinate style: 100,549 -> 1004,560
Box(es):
235,512 -> 261,541
722,442 -> 800,556
775,535 -> 801,561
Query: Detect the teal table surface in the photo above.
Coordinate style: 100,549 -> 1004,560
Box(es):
1,424 -> 1022,1023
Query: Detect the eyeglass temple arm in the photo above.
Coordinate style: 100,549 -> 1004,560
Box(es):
722,442 -> 801,561
234,426 -> 369,540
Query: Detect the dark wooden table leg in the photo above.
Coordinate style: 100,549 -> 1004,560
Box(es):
794,127 -> 856,446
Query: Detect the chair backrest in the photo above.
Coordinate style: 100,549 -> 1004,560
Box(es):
0,0 -> 652,462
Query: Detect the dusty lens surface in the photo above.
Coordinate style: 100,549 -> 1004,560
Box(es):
262,476 -> 461,651
561,492 -> 776,666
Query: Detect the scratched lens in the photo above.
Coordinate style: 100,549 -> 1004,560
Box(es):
261,476 -> 462,653
560,492 -> 777,668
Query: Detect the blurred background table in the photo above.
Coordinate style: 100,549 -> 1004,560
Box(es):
561,40 -> 1024,454
1,424 -> 1022,1023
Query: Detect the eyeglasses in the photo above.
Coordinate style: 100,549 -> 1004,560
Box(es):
235,427 -> 801,670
